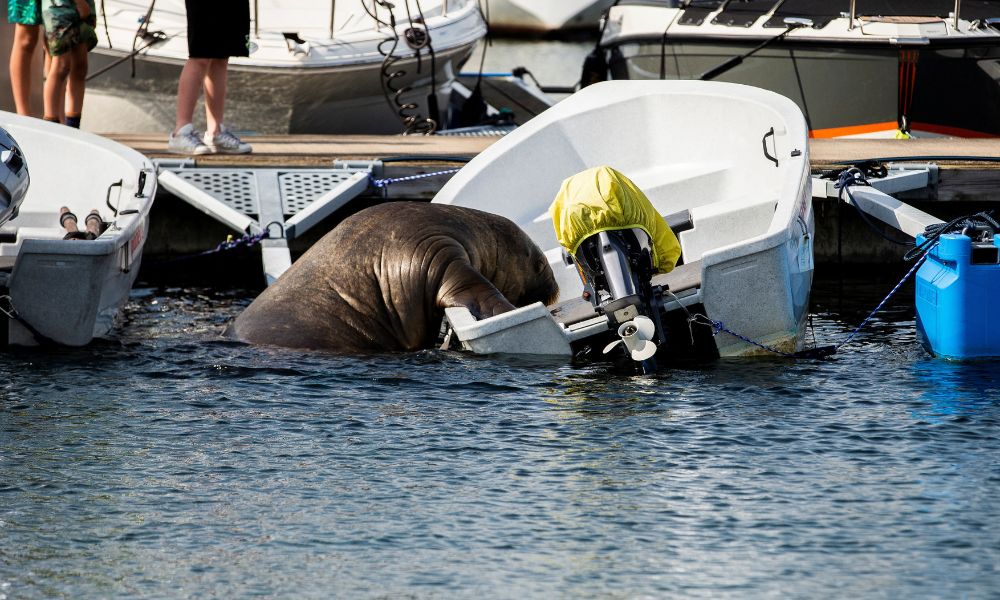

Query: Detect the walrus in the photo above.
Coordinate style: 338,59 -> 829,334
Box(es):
226,202 -> 560,352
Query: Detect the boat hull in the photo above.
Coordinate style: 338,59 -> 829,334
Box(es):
487,0 -> 616,34
83,42 -> 478,134
607,39 -> 1000,138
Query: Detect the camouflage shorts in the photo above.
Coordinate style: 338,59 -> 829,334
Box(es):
42,0 -> 97,56
7,0 -> 42,26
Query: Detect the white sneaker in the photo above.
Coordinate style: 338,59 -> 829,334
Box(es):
168,123 -> 212,155
205,124 -> 252,154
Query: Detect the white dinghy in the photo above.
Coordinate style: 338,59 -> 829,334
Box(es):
0,112 -> 155,346
84,0 -> 486,134
433,80 -> 815,367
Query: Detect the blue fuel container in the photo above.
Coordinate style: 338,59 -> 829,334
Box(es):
915,233 -> 1000,359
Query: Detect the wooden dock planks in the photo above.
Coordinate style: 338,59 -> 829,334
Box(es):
110,133 -> 1000,169
112,133 -> 1000,204
109,133 -> 500,167
125,133 -> 999,269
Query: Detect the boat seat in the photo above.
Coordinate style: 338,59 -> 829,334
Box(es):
0,226 -> 72,258
664,208 -> 693,236
651,259 -> 702,293
549,260 -> 703,327
549,296 -> 602,327
12,226 -> 70,241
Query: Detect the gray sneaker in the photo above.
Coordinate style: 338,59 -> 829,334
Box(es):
168,123 -> 212,155
205,124 -> 252,154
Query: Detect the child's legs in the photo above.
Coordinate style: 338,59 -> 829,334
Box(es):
203,58 -> 229,137
9,24 -> 41,116
175,58 -> 211,132
65,43 -> 89,117
43,53 -> 72,121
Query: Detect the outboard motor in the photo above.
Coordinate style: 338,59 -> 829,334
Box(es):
550,166 -> 681,373
570,228 -> 664,370
0,127 -> 29,226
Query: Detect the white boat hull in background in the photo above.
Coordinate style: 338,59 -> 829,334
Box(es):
0,112 -> 155,346
83,0 -> 486,134
600,3 -> 1000,138
487,0 -> 615,34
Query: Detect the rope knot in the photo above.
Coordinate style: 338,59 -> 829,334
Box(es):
834,167 -> 870,190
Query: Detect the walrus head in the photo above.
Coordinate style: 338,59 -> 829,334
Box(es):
452,206 -> 560,315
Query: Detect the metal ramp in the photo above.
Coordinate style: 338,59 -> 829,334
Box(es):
155,159 -> 375,285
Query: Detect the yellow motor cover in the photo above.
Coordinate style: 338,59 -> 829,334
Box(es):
549,166 -> 680,274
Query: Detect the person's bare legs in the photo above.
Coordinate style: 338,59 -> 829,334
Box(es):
59,207 -> 79,234
85,210 -> 102,237
174,57 -> 210,134
203,58 -> 229,137
64,43 -> 89,127
9,24 -> 41,116
43,52 -> 72,122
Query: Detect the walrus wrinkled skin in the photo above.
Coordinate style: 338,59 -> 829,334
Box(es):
227,202 -> 560,352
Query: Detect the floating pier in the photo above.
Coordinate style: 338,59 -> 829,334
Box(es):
113,133 -> 1000,285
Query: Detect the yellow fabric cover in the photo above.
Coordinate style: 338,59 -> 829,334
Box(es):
549,166 -> 681,274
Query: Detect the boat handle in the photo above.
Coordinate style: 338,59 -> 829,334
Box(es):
762,127 -> 779,168
106,179 -> 123,217
135,170 -> 147,198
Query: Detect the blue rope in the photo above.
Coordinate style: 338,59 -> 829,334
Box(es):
370,168 -> 461,189
692,314 -> 796,357
148,221 -> 283,266
834,244 -> 934,349
199,221 -> 284,256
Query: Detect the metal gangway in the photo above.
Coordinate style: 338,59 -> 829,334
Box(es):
155,159 -> 376,285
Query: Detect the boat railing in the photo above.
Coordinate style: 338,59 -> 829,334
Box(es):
851,0 -> 965,30
250,0 -> 350,38
245,0 -> 465,40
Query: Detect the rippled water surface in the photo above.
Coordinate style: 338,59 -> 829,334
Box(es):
2,272 -> 999,599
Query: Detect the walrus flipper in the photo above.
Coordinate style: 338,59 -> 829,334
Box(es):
436,261 -> 517,321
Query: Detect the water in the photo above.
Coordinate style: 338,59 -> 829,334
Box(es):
474,38 -> 594,92
2,271 -> 999,599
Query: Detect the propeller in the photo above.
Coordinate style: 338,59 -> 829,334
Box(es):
602,316 -> 657,361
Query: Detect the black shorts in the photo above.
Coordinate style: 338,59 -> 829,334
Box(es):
185,0 -> 250,59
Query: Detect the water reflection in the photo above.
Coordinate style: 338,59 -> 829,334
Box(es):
908,358 -> 1000,421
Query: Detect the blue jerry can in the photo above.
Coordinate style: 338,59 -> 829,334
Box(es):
915,233 -> 1000,360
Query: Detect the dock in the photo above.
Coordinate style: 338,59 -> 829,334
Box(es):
116,133 -> 1000,198
119,133 -> 1000,284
